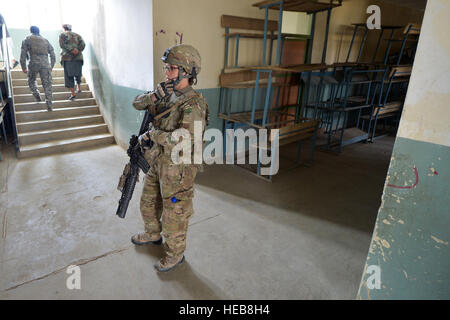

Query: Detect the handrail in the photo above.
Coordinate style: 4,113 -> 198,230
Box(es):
0,20 -> 19,151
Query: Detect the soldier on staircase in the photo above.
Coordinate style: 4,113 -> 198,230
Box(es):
20,26 -> 55,111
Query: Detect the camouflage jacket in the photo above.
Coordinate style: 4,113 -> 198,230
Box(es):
59,31 -> 85,62
20,35 -> 56,71
133,86 -> 209,167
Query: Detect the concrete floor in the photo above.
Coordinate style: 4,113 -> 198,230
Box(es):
0,136 -> 394,299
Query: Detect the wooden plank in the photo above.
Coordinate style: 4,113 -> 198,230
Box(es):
225,32 -> 279,39
234,63 -> 328,73
221,15 -> 278,31
383,38 -> 419,42
253,0 -> 341,13
352,23 -> 402,29
220,68 -> 306,87
390,65 -> 412,78
220,70 -> 269,87
271,120 -> 317,141
219,110 -> 301,129
373,102 -> 402,116
384,78 -> 410,84
278,132 -> 313,146
255,131 -> 314,150
404,23 -> 421,35
276,127 -> 315,141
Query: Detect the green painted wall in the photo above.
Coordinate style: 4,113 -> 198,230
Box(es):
357,137 -> 450,299
358,0 -> 450,299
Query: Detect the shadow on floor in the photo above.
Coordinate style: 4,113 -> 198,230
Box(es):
195,136 -> 395,235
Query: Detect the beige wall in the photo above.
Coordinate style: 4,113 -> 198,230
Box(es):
311,0 -> 371,64
310,0 -> 424,64
153,0 -> 279,89
397,0 -> 450,147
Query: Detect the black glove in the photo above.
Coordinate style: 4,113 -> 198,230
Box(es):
153,80 -> 175,103
138,130 -> 152,151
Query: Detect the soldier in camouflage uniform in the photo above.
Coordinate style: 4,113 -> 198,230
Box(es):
131,44 -> 208,272
20,26 -> 55,111
59,24 -> 85,100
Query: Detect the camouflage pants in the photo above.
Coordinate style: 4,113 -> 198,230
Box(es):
140,155 -> 198,259
28,66 -> 52,104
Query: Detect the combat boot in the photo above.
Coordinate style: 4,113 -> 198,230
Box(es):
46,101 -> 53,111
131,232 -> 162,246
35,95 -> 42,102
154,255 -> 185,272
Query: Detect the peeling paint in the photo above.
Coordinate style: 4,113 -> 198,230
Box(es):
381,240 -> 391,249
431,236 -> 448,246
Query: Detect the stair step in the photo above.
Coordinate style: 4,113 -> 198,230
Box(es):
17,134 -> 115,158
16,105 -> 100,123
18,124 -> 109,146
12,77 -> 86,86
17,115 -> 105,133
13,83 -> 90,94
14,91 -> 93,103
15,98 -> 97,111
11,68 -> 65,79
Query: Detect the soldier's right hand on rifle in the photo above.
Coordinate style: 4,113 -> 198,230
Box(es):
138,124 -> 155,152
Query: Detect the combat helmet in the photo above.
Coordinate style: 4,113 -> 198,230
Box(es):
162,44 -> 201,84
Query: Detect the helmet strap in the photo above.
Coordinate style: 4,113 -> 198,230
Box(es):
171,67 -> 192,91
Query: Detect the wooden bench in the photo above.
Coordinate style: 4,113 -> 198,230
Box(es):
222,14 -> 280,68
361,101 -> 403,120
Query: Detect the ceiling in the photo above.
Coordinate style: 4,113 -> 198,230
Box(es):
378,0 -> 427,10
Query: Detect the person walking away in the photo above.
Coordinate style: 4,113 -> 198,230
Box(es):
20,26 -> 55,111
59,24 -> 85,100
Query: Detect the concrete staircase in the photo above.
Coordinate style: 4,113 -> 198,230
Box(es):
11,68 -> 115,158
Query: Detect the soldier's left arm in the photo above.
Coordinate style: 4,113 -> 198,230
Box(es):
48,41 -> 56,69
19,40 -> 28,71
150,98 -> 207,153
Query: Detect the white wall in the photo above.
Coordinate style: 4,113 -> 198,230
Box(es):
61,0 -> 154,91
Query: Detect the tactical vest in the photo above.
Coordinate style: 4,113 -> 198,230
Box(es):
153,87 -> 209,165
154,87 -> 205,130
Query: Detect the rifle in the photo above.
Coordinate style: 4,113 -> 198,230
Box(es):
116,110 -> 154,219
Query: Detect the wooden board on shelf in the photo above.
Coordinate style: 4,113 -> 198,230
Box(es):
225,32 -> 279,39
253,0 -> 341,13
221,15 -> 278,31
224,63 -> 328,74
404,23 -> 421,35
